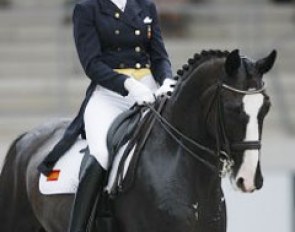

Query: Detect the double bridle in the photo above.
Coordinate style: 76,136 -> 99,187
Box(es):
147,81 -> 266,176
221,82 -> 265,152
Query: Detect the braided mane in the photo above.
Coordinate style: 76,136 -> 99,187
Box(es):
174,50 -> 230,82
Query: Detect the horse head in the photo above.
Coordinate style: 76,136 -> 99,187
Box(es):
172,49 -> 276,193
221,49 -> 276,193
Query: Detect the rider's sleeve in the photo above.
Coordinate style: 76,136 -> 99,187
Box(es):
149,2 -> 173,85
73,3 -> 128,96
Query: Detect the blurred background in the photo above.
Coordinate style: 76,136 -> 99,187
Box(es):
0,0 -> 294,231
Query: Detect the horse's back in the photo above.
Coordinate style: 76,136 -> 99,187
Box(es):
0,119 -> 70,232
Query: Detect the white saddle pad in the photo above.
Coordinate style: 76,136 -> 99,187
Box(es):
39,138 -> 87,195
39,139 -> 135,195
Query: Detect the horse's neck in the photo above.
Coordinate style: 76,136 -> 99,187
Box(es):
138,85 -> 222,223
158,71 -> 221,187
137,61 -> 224,224
146,118 -> 222,221
165,79 -> 211,145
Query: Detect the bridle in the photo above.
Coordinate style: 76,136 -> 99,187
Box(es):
221,82 -> 265,153
222,83 -> 266,95
146,81 -> 266,176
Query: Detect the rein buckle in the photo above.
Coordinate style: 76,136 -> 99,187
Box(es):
219,151 -> 234,178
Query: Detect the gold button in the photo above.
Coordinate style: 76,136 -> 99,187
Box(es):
135,30 -> 141,36
135,46 -> 141,52
119,63 -> 125,68
114,12 -> 120,19
145,64 -> 151,68
115,30 -> 120,35
135,63 -> 141,69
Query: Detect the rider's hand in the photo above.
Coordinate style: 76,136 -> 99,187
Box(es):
124,78 -> 155,105
155,78 -> 177,98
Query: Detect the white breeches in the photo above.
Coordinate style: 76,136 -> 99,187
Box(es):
84,74 -> 158,170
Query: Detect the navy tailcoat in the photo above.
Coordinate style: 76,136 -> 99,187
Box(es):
39,0 -> 173,174
74,0 -> 172,95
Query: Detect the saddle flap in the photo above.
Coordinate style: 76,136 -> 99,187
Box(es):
106,105 -> 142,163
106,99 -> 168,197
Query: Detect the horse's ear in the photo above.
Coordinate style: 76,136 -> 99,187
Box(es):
255,50 -> 277,75
225,49 -> 241,76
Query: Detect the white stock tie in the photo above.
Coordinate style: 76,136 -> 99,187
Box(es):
111,0 -> 127,11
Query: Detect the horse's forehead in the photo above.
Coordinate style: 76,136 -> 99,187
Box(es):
234,58 -> 263,89
241,58 -> 257,76
243,94 -> 264,115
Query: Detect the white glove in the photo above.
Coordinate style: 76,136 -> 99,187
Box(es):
155,78 -> 177,97
124,78 -> 155,105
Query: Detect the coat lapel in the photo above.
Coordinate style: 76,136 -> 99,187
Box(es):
121,0 -> 143,28
98,0 -> 143,29
98,0 -> 117,16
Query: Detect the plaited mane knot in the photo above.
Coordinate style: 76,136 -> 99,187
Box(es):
182,64 -> 189,71
176,69 -> 184,76
188,58 -> 196,65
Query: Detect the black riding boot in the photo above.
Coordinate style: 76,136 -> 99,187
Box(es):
68,155 -> 106,232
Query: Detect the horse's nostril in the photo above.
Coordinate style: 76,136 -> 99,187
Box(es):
236,177 -> 244,189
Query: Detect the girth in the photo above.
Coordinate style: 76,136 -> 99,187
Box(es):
230,141 -> 261,152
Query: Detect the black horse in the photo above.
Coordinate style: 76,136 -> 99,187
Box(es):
0,49 -> 276,232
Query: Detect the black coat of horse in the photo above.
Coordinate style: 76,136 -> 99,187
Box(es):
0,50 -> 276,232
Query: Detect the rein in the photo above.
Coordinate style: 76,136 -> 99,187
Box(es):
146,81 -> 266,176
146,102 -> 218,172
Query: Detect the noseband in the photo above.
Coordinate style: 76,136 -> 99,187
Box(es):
146,81 -> 265,176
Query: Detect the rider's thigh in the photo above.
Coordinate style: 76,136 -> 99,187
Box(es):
84,88 -> 130,169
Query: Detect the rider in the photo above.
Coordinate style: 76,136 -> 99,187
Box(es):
68,0 -> 175,231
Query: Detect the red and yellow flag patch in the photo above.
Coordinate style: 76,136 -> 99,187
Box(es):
46,170 -> 61,182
